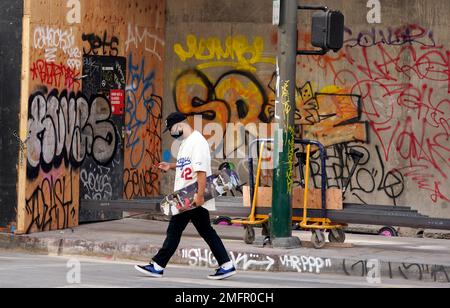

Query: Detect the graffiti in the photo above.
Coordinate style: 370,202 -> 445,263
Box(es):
82,31 -> 119,57
182,248 -> 219,268
281,80 -> 292,118
174,68 -> 270,157
231,253 -> 276,272
27,89 -> 118,180
10,130 -> 30,166
342,259 -> 450,283
181,248 -> 332,273
280,255 -> 332,274
124,52 -> 162,198
333,25 -> 450,203
306,144 -> 405,204
298,83 -> 369,147
123,168 -> 160,199
293,23 -> 450,205
82,56 -> 127,96
125,23 -> 165,61
265,76 -> 370,147
286,126 -> 295,194
33,26 -> 82,69
345,24 -> 440,48
30,60 -> 81,92
182,249 -> 275,271
125,53 -> 162,169
80,166 -> 113,200
25,169 -> 75,234
174,35 -> 276,72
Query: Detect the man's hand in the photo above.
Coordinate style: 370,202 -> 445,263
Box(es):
193,193 -> 205,207
158,162 -> 175,172
194,171 -> 207,207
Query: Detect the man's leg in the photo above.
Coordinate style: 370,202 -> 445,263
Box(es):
152,212 -> 191,268
191,207 -> 231,266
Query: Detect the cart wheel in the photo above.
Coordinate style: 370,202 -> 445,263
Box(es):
328,228 -> 346,243
244,226 -> 256,244
378,226 -> 398,237
213,216 -> 232,226
311,230 -> 326,249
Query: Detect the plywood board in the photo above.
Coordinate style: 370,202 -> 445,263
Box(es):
243,186 -> 343,210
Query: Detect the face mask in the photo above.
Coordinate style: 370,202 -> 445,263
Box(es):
171,126 -> 184,139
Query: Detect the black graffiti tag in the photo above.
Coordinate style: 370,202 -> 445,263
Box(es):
82,31 -> 119,57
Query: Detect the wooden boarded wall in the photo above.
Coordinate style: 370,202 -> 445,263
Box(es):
17,0 -> 165,234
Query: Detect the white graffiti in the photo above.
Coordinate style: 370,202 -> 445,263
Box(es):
80,168 -> 113,200
181,248 -> 331,273
125,23 -> 165,61
27,90 -> 118,179
231,252 -> 275,271
33,26 -> 82,69
280,255 -> 332,274
182,248 -> 219,268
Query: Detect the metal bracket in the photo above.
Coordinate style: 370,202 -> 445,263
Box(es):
297,49 -> 329,56
298,5 -> 328,11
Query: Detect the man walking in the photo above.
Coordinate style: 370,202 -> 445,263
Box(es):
135,112 -> 236,280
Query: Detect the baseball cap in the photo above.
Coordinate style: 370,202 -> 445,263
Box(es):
164,112 -> 187,133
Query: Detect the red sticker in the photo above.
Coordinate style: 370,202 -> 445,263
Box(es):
110,89 -> 125,115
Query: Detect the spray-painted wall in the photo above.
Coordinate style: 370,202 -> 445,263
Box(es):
163,0 -> 278,192
17,0 -> 165,234
162,0 -> 450,219
0,0 -> 22,229
8,0 -> 450,233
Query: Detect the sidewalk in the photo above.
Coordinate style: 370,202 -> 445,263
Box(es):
1,218 -> 450,284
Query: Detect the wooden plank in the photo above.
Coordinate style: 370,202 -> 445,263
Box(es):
243,186 -> 343,210
16,9 -> 31,234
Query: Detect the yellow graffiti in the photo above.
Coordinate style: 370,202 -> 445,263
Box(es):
174,35 -> 276,72
174,69 -> 272,157
286,126 -> 296,194
281,80 -> 292,119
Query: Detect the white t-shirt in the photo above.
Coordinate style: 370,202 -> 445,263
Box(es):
174,131 -> 216,212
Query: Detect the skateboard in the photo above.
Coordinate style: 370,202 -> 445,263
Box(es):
160,168 -> 241,216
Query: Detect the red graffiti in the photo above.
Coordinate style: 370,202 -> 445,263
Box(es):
30,60 -> 81,91
299,24 -> 450,204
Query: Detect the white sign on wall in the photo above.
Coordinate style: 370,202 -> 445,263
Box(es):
273,0 -> 281,26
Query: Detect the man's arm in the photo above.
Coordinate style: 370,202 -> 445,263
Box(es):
194,171 -> 206,207
158,162 -> 177,172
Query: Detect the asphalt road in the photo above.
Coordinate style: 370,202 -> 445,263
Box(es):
0,250 -> 445,289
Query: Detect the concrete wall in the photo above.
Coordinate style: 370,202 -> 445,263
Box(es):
162,0 -> 450,219
0,0 -> 22,229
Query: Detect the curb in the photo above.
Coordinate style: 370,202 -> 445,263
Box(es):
1,233 -> 449,284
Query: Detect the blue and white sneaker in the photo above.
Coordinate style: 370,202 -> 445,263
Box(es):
208,266 -> 237,280
134,264 -> 164,278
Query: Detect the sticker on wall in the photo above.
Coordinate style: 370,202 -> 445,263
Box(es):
110,89 -> 125,115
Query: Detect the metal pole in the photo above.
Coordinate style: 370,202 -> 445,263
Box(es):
271,0 -> 301,248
